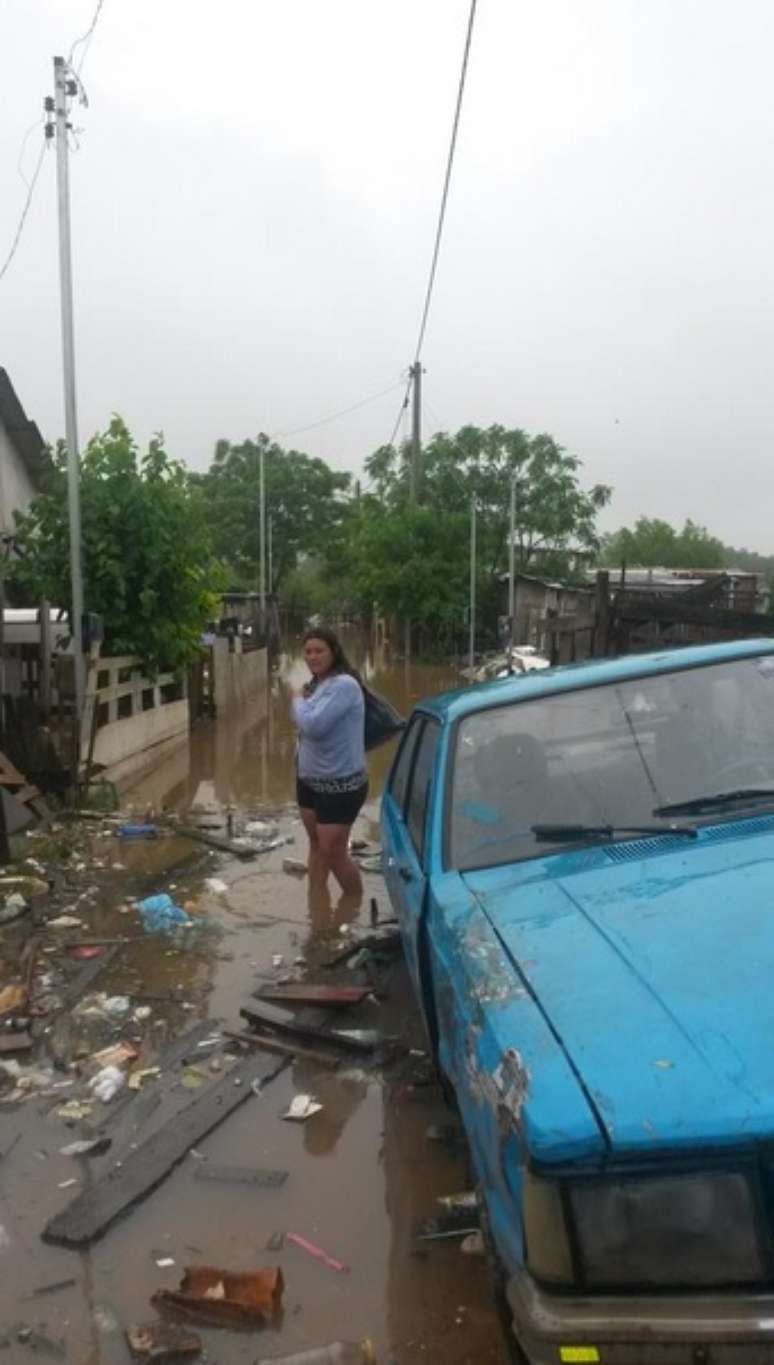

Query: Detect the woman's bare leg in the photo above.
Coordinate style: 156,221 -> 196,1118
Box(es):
299,807 -> 327,891
316,823 -> 363,898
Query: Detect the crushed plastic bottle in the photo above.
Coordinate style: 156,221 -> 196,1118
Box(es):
255,1341 -> 376,1364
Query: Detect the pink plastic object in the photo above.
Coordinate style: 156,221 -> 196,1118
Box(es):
286,1232 -> 350,1274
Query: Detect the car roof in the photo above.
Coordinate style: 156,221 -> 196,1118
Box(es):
417,637 -> 774,723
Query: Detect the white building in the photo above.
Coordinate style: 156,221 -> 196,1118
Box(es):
0,369 -> 49,536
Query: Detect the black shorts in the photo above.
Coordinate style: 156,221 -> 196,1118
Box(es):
296,777 -> 368,825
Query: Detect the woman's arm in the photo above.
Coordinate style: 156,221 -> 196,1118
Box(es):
292,676 -> 360,739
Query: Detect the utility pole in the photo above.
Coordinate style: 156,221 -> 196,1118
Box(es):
409,361 -> 422,501
258,447 -> 266,631
469,493 -> 476,674
50,56 -> 85,748
507,472 -> 516,667
267,515 -> 273,598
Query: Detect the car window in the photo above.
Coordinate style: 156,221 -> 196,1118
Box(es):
407,720 -> 440,860
448,654 -> 774,871
389,716 -> 422,816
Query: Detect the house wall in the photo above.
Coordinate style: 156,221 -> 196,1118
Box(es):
0,423 -> 36,532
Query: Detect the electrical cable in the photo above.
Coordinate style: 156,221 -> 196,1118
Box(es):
271,379 -> 404,440
68,0 -> 106,75
17,116 -> 45,189
0,137 -> 48,286
384,374 -> 413,449
412,0 -> 478,364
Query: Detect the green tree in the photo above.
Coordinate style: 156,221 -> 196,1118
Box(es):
197,435 -> 351,590
347,423 -> 611,647
366,424 -> 610,576
10,417 -> 223,673
601,517 -> 726,569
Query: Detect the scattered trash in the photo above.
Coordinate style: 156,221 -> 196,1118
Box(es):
126,1320 -> 202,1361
133,1005 -> 152,1022
271,954 -> 284,969
204,878 -> 228,895
67,945 -> 106,960
282,858 -> 307,877
181,1066 -> 209,1090
286,1231 -> 350,1274
460,1230 -> 485,1256
29,1277 -> 77,1298
282,1094 -> 323,1122
357,855 -> 383,874
256,1342 -> 375,1364
414,1205 -> 480,1240
118,823 -> 158,839
0,983 -> 27,1016
155,1256 -> 176,1268
75,992 -> 131,1021
241,1002 -> 379,1054
245,820 -> 272,836
128,1067 -> 161,1090
58,1178 -> 79,1190
60,1137 -> 112,1158
57,1099 -> 93,1122
46,915 -> 83,929
89,1041 -> 140,1070
437,1191 -> 478,1212
151,1264 -> 284,1327
88,1065 -> 126,1103
136,894 -> 192,933
265,1230 -> 285,1252
194,1164 -> 288,1188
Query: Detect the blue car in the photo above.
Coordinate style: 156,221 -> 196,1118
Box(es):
382,639 -> 774,1365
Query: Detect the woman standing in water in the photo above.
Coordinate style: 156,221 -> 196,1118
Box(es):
291,627 -> 367,898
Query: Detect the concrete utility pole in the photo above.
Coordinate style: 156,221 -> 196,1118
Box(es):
469,493 -> 476,674
507,471 -> 516,666
258,447 -> 266,630
51,56 -> 85,738
409,361 -> 422,501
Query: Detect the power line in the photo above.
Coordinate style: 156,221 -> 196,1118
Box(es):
272,379 -> 404,440
413,0 -> 478,364
384,374 -> 412,449
0,136 -> 49,286
68,0 -> 106,74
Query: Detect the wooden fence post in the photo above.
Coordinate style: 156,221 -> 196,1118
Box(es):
594,570 -> 611,657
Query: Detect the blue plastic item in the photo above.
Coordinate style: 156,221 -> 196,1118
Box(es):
135,893 -> 191,933
118,824 -> 158,839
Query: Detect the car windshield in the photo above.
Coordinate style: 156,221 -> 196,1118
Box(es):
448,654 -> 774,871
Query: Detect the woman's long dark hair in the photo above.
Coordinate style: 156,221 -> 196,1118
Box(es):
302,626 -> 363,689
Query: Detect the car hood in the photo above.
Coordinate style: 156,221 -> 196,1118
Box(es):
463,824 -> 774,1155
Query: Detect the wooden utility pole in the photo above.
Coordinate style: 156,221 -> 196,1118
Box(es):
404,362 -> 423,662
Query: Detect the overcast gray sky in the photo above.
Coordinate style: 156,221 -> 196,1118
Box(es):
2,0 -> 774,549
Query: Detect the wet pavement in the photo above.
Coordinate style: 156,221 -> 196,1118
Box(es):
0,638 -> 510,1364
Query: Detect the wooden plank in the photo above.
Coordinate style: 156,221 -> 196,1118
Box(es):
256,984 -> 371,1008
241,1001 -> 377,1054
613,593 -> 774,633
42,1048 -> 288,1248
224,1028 -> 340,1068
0,749 -> 25,787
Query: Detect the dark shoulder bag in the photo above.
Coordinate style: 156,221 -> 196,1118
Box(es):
362,683 -> 406,751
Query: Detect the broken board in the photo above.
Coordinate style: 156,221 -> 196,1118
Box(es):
42,1049 -> 287,1248
240,1001 -> 378,1054
194,1164 -> 288,1188
255,984 -> 371,1008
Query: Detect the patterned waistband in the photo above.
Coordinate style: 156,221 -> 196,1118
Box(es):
299,770 -> 367,795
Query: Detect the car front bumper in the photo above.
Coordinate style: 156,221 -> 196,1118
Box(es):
507,1270 -> 774,1365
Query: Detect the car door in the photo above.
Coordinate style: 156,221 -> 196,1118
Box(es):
382,714 -> 441,1020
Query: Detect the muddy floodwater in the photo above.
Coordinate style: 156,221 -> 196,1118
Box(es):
0,637 -> 510,1364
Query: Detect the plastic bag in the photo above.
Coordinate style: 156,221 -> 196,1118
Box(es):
136,893 -> 191,933
362,685 -> 405,751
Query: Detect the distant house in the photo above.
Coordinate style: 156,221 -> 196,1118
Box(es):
0,368 -> 50,537
498,571 -> 594,646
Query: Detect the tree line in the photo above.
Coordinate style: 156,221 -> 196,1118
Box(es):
8,416 -> 769,670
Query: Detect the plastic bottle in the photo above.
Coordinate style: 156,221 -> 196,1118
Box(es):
255,1341 -> 376,1365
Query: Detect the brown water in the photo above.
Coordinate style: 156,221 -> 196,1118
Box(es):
0,640 -> 511,1364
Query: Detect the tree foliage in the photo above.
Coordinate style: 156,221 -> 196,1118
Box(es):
196,435 -> 351,590
601,517 -> 726,570
10,417 -> 223,673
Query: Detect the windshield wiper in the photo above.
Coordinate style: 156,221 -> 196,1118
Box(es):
654,787 -> 774,817
532,823 -> 697,842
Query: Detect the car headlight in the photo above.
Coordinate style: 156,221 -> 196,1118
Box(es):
525,1171 -> 764,1290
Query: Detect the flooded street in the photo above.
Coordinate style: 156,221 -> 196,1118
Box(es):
0,637 -> 510,1364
